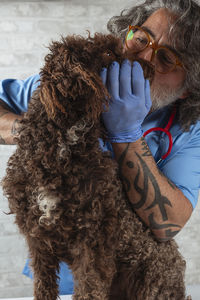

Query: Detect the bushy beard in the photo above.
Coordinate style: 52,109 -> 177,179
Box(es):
150,80 -> 186,111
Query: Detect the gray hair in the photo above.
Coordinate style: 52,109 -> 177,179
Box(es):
107,0 -> 200,130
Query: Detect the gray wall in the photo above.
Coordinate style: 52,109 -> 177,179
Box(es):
0,0 -> 200,298
0,0 -> 134,79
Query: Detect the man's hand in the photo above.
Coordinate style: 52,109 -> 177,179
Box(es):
100,60 -> 151,143
0,100 -> 23,144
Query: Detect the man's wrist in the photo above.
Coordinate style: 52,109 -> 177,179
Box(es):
107,126 -> 143,143
111,136 -> 153,160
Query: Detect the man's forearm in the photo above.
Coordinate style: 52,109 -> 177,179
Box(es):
112,137 -> 193,241
0,102 -> 22,144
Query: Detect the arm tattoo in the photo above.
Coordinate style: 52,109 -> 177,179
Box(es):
148,213 -> 181,231
157,228 -> 181,241
140,137 -> 152,157
118,143 -> 132,192
118,145 -> 181,238
131,163 -> 149,210
119,147 -> 172,221
135,152 -> 172,221
11,119 -> 20,136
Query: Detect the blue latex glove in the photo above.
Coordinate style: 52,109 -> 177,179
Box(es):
101,60 -> 152,143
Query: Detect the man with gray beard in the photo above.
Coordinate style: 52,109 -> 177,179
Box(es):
0,0 -> 200,295
101,0 -> 200,243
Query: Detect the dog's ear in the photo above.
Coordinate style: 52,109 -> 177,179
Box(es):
39,81 -> 66,120
39,37 -> 110,121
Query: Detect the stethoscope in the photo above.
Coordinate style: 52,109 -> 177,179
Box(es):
143,106 -> 177,165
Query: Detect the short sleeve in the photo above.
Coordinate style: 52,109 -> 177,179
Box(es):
0,74 -> 40,114
160,129 -> 200,209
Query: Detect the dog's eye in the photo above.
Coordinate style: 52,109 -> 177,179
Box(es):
102,51 -> 116,68
102,51 -> 115,60
105,50 -> 113,57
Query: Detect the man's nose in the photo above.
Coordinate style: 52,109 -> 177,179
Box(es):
138,47 -> 154,63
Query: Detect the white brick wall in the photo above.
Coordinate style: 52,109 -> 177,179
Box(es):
0,0 -> 200,298
0,0 -> 133,79
0,146 -> 33,298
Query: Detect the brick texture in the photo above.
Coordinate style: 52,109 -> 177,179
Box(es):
0,0 -> 133,79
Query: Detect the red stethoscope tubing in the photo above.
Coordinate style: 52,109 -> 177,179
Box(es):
143,106 -> 176,160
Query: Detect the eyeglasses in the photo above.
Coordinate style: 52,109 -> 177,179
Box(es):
125,25 -> 183,74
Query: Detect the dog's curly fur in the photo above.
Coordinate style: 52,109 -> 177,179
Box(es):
2,33 -> 190,300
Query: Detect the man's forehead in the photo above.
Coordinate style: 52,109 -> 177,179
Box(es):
142,8 -> 177,38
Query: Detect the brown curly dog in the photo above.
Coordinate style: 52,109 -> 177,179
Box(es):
2,33 -> 190,300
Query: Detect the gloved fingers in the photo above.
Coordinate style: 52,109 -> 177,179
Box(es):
107,61 -> 120,99
144,79 -> 152,111
100,67 -> 107,86
131,61 -> 145,97
119,59 -> 132,98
